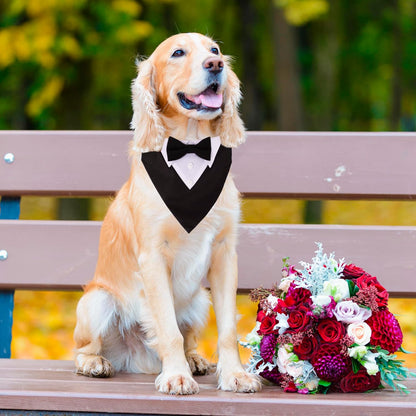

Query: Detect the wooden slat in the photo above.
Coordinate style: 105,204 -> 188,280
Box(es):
1,220 -> 415,296
0,360 -> 415,415
0,130 -> 130,196
1,131 -> 416,199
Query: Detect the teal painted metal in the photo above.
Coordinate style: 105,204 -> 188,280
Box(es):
0,196 -> 21,358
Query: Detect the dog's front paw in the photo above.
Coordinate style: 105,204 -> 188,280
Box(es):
186,352 -> 215,375
218,371 -> 262,393
76,354 -> 114,378
155,371 -> 199,395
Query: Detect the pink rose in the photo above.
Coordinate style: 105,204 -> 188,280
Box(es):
347,322 -> 372,345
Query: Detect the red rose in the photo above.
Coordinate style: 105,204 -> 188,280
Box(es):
356,275 -> 389,307
343,264 -> 368,280
293,335 -> 319,360
340,368 -> 381,393
317,318 -> 345,343
257,309 -> 266,323
259,315 -> 277,335
287,305 -> 311,333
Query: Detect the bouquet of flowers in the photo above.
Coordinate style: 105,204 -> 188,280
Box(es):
242,243 -> 413,394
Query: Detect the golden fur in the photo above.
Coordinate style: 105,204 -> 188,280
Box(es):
74,33 -> 261,395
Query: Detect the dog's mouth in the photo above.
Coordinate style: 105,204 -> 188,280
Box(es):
178,83 -> 223,112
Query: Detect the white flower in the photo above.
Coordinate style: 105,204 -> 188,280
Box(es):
286,361 -> 304,379
279,277 -> 294,293
362,351 -> 380,375
334,300 -> 372,323
311,294 -> 332,307
364,361 -> 379,376
276,345 -> 294,374
348,345 -> 368,360
347,321 -> 372,345
322,279 -> 350,302
266,294 -> 279,310
305,377 -> 320,391
246,322 -> 261,345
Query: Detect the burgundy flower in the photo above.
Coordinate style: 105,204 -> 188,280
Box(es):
285,283 -> 312,307
259,315 -> 277,335
312,343 -> 351,382
317,318 -> 345,343
287,305 -> 311,333
260,366 -> 282,385
293,335 -> 319,360
340,368 -> 381,393
260,334 -> 277,363
342,264 -> 368,280
366,309 -> 403,353
356,275 -> 389,308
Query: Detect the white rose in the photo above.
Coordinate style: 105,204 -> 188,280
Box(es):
276,345 -> 294,374
323,279 -> 350,302
347,321 -> 372,345
311,295 -> 332,307
279,277 -> 293,293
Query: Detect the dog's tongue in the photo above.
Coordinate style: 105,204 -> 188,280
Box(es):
186,89 -> 223,108
199,89 -> 223,108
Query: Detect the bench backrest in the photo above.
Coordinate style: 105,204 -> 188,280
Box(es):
1,131 -> 416,296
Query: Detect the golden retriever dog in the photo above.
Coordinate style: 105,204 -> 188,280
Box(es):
74,33 -> 261,395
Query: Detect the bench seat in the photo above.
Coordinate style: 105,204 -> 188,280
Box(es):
1,360 -> 415,415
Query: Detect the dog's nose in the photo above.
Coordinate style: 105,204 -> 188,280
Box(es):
203,57 -> 224,75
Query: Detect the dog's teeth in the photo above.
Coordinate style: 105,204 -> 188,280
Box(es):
185,94 -> 202,105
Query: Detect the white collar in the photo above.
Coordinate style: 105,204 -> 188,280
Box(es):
161,136 -> 221,189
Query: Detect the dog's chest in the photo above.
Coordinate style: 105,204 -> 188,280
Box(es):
168,228 -> 214,305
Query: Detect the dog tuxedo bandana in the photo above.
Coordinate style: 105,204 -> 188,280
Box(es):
141,136 -> 232,233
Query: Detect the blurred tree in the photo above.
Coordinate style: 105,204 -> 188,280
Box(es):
273,0 -> 329,224
0,0 -> 152,128
0,0 -> 154,219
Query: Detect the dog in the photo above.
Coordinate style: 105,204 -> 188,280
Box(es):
74,33 -> 261,395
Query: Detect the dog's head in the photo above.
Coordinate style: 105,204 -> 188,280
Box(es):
131,33 -> 245,152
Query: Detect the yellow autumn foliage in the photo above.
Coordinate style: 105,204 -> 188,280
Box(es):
27,76 -> 64,117
0,0 -> 152,118
276,0 -> 329,26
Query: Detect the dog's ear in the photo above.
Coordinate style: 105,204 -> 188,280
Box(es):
215,63 -> 245,147
130,58 -> 165,154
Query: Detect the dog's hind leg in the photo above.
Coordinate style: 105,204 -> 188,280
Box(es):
74,289 -> 116,377
183,326 -> 214,375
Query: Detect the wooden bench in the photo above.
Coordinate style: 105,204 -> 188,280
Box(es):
0,130 -> 415,415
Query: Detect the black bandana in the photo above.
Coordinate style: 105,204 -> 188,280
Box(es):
141,145 -> 232,233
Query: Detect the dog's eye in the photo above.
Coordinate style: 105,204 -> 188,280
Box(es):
172,49 -> 185,58
210,47 -> 219,55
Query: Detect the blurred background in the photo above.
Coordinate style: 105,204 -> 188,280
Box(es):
1,0 -> 416,366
